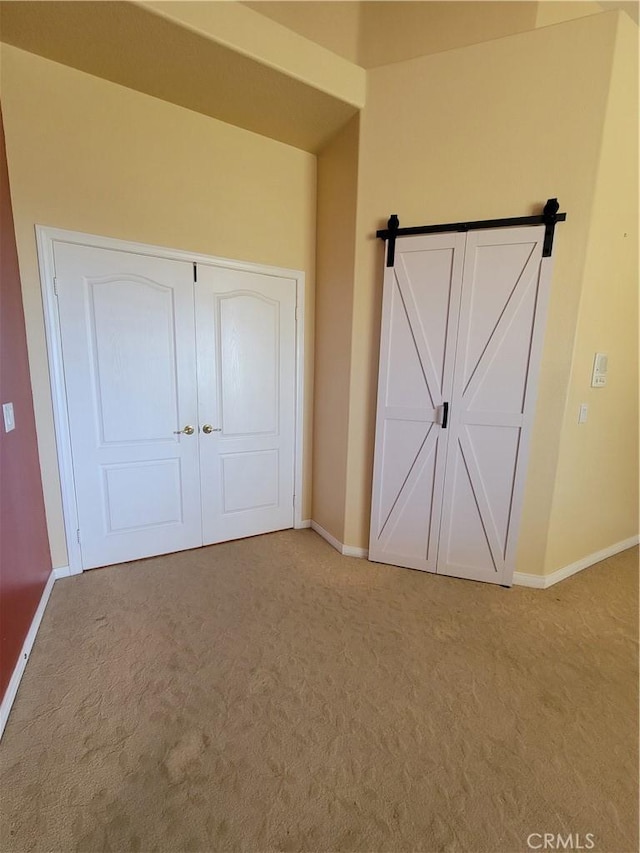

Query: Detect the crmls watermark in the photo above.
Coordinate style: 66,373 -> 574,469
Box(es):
526,833 -> 595,850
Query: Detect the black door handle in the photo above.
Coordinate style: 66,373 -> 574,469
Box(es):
442,402 -> 449,429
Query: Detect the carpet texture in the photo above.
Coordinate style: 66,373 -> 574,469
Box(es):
0,531 -> 637,853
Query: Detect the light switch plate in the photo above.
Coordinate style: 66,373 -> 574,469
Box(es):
578,403 -> 588,424
591,352 -> 608,387
2,402 -> 15,432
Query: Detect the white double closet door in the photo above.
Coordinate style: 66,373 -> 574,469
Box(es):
369,225 -> 552,586
54,242 -> 296,570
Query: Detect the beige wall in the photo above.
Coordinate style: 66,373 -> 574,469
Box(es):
313,117 -> 360,541
1,45 -> 317,569
544,12 -> 639,570
342,12 -> 622,575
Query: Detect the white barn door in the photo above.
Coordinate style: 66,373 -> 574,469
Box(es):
369,225 -> 552,585
438,226 -> 550,585
195,265 -> 296,544
368,233 -> 465,570
54,243 -> 202,569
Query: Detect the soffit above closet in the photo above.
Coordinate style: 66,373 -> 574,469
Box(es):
0,1 -> 362,153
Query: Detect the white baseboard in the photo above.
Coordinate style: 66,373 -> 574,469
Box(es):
513,535 -> 639,589
53,565 -> 72,580
512,571 -> 547,589
310,520 -> 343,552
295,519 -> 311,530
342,543 -> 369,558
310,521 -> 369,559
309,522 -> 637,588
0,570 -> 56,740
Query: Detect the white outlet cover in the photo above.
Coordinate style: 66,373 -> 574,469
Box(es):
2,402 -> 15,432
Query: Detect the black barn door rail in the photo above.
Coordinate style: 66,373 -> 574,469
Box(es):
377,198 -> 566,267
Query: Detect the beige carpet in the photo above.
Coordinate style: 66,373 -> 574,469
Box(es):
0,531 -> 637,853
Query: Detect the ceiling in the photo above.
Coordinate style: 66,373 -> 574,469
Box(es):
601,1 -> 639,23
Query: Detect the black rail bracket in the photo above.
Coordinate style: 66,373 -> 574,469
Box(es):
386,214 -> 399,267
542,197 -> 560,257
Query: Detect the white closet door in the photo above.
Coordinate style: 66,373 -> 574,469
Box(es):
369,233 -> 466,570
437,225 -> 551,585
195,265 -> 296,545
54,243 -> 201,569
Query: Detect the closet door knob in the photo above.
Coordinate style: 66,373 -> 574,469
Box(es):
202,424 -> 221,434
441,402 -> 449,429
173,425 -> 195,435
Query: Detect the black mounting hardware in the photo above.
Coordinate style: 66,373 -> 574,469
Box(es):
377,199 -> 566,267
441,402 -> 449,429
385,214 -> 399,267
542,197 -> 560,258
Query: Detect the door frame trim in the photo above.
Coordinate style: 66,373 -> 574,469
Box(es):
36,225 -> 307,575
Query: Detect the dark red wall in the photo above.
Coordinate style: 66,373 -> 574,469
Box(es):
0,106 -> 52,701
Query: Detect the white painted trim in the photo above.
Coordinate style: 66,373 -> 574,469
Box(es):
36,225 -> 305,280
511,572 -> 547,589
513,535 -> 639,589
311,520 -> 343,553
294,273 -> 305,529
36,226 -> 306,572
311,521 -> 369,559
36,228 -> 84,575
311,523 -> 637,585
295,519 -> 311,529
342,544 -> 369,558
53,565 -> 72,580
0,571 -> 56,740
